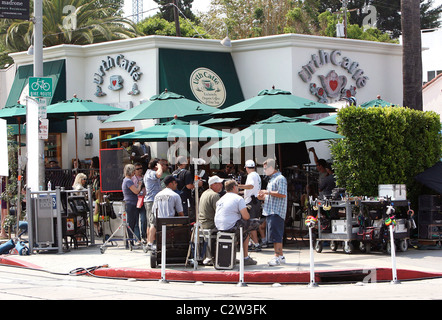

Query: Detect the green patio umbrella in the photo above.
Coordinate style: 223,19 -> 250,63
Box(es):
209,114 -> 342,167
104,117 -> 231,142
310,97 -> 398,127
105,90 -> 214,123
0,102 -> 27,122
47,95 -> 124,164
0,102 -> 29,160
211,88 -> 336,120
211,114 -> 342,149
310,114 -> 338,126
360,97 -> 398,108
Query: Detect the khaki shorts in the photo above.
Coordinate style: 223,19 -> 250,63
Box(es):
144,201 -> 155,227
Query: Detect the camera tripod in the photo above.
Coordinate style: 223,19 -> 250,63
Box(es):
99,207 -> 142,254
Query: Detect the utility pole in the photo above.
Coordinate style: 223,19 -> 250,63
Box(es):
342,0 -> 348,38
401,0 -> 423,110
172,0 -> 181,37
26,0 -> 45,192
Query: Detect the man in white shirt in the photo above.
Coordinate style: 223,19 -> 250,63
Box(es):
149,175 -> 184,248
238,160 -> 263,251
215,180 -> 260,266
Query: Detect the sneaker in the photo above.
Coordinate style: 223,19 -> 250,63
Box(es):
249,244 -> 262,252
203,258 -> 213,266
279,256 -> 286,264
243,257 -> 258,265
268,256 -> 281,266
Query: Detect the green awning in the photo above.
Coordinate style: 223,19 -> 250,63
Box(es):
159,48 -> 244,110
5,59 -> 66,107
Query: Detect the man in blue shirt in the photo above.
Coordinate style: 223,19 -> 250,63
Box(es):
258,158 -> 287,266
144,159 -> 163,248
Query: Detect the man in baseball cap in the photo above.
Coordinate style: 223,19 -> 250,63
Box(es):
198,175 -> 224,265
208,175 -> 224,186
244,160 -> 256,168
239,159 -> 263,251
199,176 -> 225,230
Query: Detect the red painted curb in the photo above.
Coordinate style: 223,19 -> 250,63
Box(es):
2,255 -> 442,284
92,267 -> 442,284
0,255 -> 43,270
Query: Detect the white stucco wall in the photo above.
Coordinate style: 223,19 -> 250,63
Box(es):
423,74 -> 442,121
0,64 -> 16,108
232,34 -> 403,106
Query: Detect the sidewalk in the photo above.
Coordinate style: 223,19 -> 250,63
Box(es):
1,239 -> 442,284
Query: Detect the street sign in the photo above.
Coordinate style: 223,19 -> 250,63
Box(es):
0,0 -> 30,20
37,98 -> 47,119
29,77 -> 53,98
38,118 -> 49,140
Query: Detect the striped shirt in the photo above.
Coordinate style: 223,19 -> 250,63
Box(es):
262,171 -> 288,219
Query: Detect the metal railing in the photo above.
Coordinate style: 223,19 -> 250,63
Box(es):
44,168 -> 97,190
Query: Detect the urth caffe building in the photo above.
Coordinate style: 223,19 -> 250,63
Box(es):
6,34 -> 402,169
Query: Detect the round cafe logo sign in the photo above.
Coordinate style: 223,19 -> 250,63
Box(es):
190,68 -> 226,108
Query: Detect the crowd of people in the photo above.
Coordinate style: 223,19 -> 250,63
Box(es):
119,151 -> 321,268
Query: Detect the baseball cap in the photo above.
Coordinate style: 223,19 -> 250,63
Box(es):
208,176 -> 224,186
245,160 -> 255,168
163,175 -> 177,186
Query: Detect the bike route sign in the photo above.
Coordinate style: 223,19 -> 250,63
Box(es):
29,77 -> 53,98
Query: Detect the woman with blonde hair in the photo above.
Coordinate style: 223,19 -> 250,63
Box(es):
72,173 -> 87,190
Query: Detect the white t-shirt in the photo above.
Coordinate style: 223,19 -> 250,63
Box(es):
152,187 -> 183,218
214,192 -> 246,231
243,171 -> 261,204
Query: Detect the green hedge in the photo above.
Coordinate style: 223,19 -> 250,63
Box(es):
330,106 -> 442,206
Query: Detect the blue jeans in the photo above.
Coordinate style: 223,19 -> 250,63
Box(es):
134,205 -> 147,240
125,202 -> 139,243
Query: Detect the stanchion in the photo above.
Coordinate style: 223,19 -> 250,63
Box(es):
237,226 -> 247,287
386,205 -> 400,284
159,224 -> 168,283
193,217 -> 198,271
306,215 -> 318,288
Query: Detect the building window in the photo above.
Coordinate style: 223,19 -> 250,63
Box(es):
100,128 -> 134,149
44,133 -> 62,167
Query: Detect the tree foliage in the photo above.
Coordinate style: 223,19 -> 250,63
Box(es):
137,16 -> 207,38
317,10 -> 397,43
198,0 -> 441,41
153,0 -> 196,22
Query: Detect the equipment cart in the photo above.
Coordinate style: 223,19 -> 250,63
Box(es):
358,199 -> 412,253
314,199 -> 360,254
314,198 -> 413,254
150,216 -> 191,268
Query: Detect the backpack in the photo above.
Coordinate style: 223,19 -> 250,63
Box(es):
172,168 -> 186,195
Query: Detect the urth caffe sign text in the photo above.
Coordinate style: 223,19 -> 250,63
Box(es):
93,54 -> 142,97
298,49 -> 369,103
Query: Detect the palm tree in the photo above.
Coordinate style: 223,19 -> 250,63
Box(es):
401,0 -> 423,110
0,0 -> 138,53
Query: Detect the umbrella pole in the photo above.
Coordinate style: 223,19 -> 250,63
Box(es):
278,144 -> 283,169
75,113 -> 79,169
